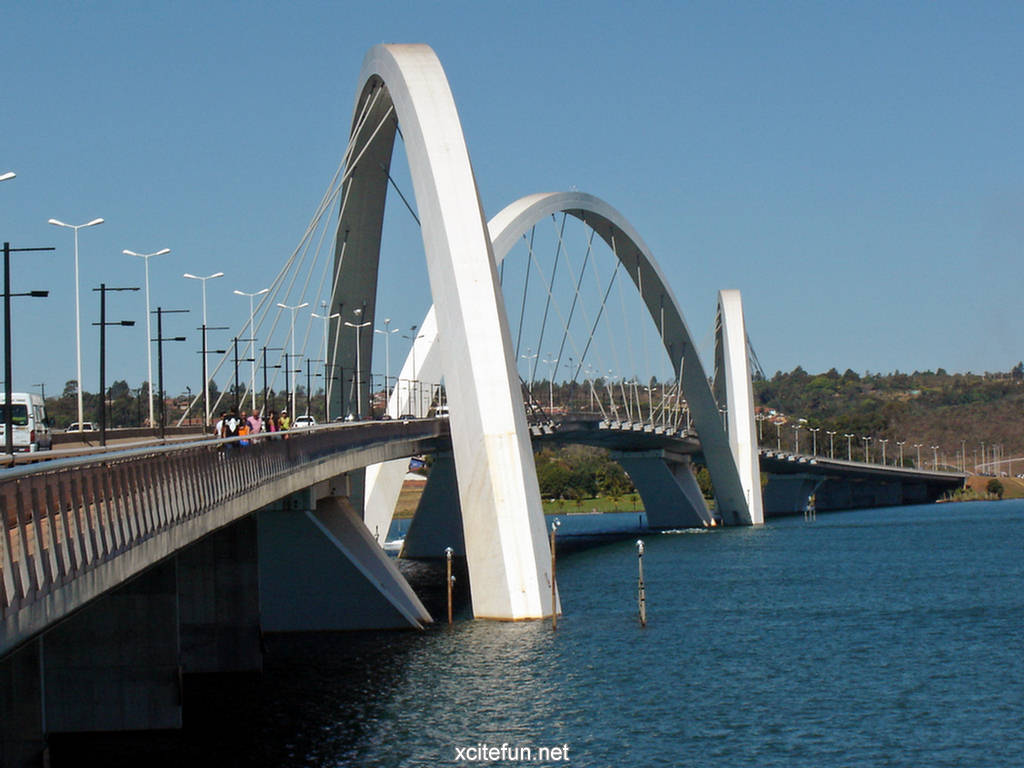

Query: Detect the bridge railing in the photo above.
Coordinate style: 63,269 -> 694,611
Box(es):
0,421 -> 441,628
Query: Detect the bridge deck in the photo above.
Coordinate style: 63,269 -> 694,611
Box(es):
1,420 -> 446,655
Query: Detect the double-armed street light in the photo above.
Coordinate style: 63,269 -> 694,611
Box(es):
520,349 -> 538,393
879,438 -> 889,465
826,430 -> 837,459
92,284 -> 139,446
896,440 -> 906,467
344,307 -> 371,419
862,436 -> 873,463
809,426 -> 821,456
151,307 -> 188,439
402,325 -> 426,417
260,346 -> 283,414
313,303 -> 342,419
124,247 -> 171,429
183,272 -> 224,427
931,444 -> 940,470
792,422 -> 803,454
544,356 -> 558,412
277,301 -> 309,417
373,317 -> 399,415
913,443 -> 923,468
231,336 -> 256,414
234,287 -> 269,411
2,241 -> 52,455
49,217 -> 104,432
844,433 -> 855,461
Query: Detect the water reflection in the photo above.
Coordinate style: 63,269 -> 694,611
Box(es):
49,501 -> 1024,767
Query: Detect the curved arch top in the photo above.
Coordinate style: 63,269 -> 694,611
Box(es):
489,192 -> 758,524
365,190 -> 760,537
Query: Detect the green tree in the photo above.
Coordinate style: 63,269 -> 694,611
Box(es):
986,478 -> 1004,499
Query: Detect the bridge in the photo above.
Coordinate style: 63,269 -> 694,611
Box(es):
0,43 -> 965,764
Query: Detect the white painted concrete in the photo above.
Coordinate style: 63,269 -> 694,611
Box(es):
335,45 -> 553,619
713,290 -> 765,525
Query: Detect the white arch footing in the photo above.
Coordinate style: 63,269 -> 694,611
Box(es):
713,290 -> 765,525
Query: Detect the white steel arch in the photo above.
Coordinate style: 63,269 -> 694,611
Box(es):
364,191 -> 762,543
328,44 -> 553,620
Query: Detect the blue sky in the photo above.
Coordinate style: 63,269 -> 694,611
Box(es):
2,1 -> 1022,400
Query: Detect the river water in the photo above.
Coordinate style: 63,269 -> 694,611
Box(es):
52,500 -> 1022,767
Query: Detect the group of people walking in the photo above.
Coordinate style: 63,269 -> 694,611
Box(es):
215,408 -> 292,442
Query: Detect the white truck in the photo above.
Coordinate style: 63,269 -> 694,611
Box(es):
0,392 -> 53,452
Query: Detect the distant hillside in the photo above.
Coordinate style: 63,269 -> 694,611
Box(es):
753,365 -> 1024,470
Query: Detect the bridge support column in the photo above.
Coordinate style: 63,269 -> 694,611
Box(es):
401,452 -> 465,558
177,516 -> 262,674
0,639 -> 44,767
258,492 -> 431,631
763,474 -> 821,516
41,559 -> 182,733
611,450 -> 712,528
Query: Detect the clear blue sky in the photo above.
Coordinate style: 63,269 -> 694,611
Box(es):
3,1 -> 1022,400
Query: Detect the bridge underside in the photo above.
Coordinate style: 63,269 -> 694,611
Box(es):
760,454 -> 965,515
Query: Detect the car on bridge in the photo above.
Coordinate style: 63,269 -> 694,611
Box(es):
67,422 -> 97,432
292,414 -> 316,428
0,392 -> 53,451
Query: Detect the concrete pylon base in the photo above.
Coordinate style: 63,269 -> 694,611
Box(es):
612,450 -> 712,528
0,639 -> 44,767
258,495 -> 431,631
401,453 -> 465,559
42,560 -> 182,733
178,516 -> 262,674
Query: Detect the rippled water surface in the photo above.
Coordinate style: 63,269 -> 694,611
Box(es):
57,501 -> 1023,767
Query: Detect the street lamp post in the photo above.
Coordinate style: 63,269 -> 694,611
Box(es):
124,247 -> 171,429
277,301 -> 309,417
260,347 -> 283,413
402,325 -> 426,417
92,284 -> 139,446
233,287 -> 269,412
931,445 -> 940,470
792,423 -> 803,454
543,356 -> 557,412
879,438 -> 888,465
914,443 -> 923,468
809,427 -> 820,456
844,433 -> 855,461
231,337 -> 255,414
183,272 -> 224,428
520,349 -> 538,398
862,436 -> 872,463
313,303 -> 342,419
152,307 -> 188,439
2,242 -> 51,455
373,317 -> 399,415
896,440 -> 906,467
344,308 -> 371,419
49,217 -> 104,432
826,430 -> 837,459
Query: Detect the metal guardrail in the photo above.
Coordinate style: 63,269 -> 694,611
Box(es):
0,420 -> 444,632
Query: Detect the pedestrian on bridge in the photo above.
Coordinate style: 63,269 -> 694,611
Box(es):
265,409 -> 279,435
247,409 -> 262,438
